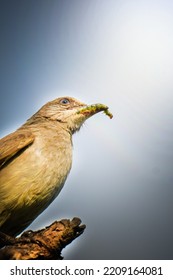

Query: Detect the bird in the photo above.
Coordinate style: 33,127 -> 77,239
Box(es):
0,96 -> 112,237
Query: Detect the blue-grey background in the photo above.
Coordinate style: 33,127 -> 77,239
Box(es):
0,0 -> 173,259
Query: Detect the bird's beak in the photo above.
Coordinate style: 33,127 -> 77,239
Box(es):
77,103 -> 113,119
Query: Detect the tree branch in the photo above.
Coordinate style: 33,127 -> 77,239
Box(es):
0,217 -> 86,260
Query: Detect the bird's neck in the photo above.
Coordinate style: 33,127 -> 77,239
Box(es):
22,118 -> 72,140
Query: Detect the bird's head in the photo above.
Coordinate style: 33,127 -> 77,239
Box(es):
29,97 -> 113,134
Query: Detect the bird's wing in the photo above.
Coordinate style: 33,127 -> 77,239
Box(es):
0,130 -> 35,168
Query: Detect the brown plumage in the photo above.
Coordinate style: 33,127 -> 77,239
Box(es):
0,97 -> 112,237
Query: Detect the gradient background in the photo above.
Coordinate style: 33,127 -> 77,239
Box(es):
0,0 -> 173,260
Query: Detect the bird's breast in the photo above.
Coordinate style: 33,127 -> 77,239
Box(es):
23,133 -> 73,202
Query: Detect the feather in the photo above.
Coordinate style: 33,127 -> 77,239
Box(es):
0,130 -> 35,169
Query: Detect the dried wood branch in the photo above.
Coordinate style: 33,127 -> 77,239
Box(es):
0,217 -> 85,260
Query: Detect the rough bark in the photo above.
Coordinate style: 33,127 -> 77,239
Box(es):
0,217 -> 85,260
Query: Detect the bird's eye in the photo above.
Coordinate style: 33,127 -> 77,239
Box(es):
60,98 -> 70,105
